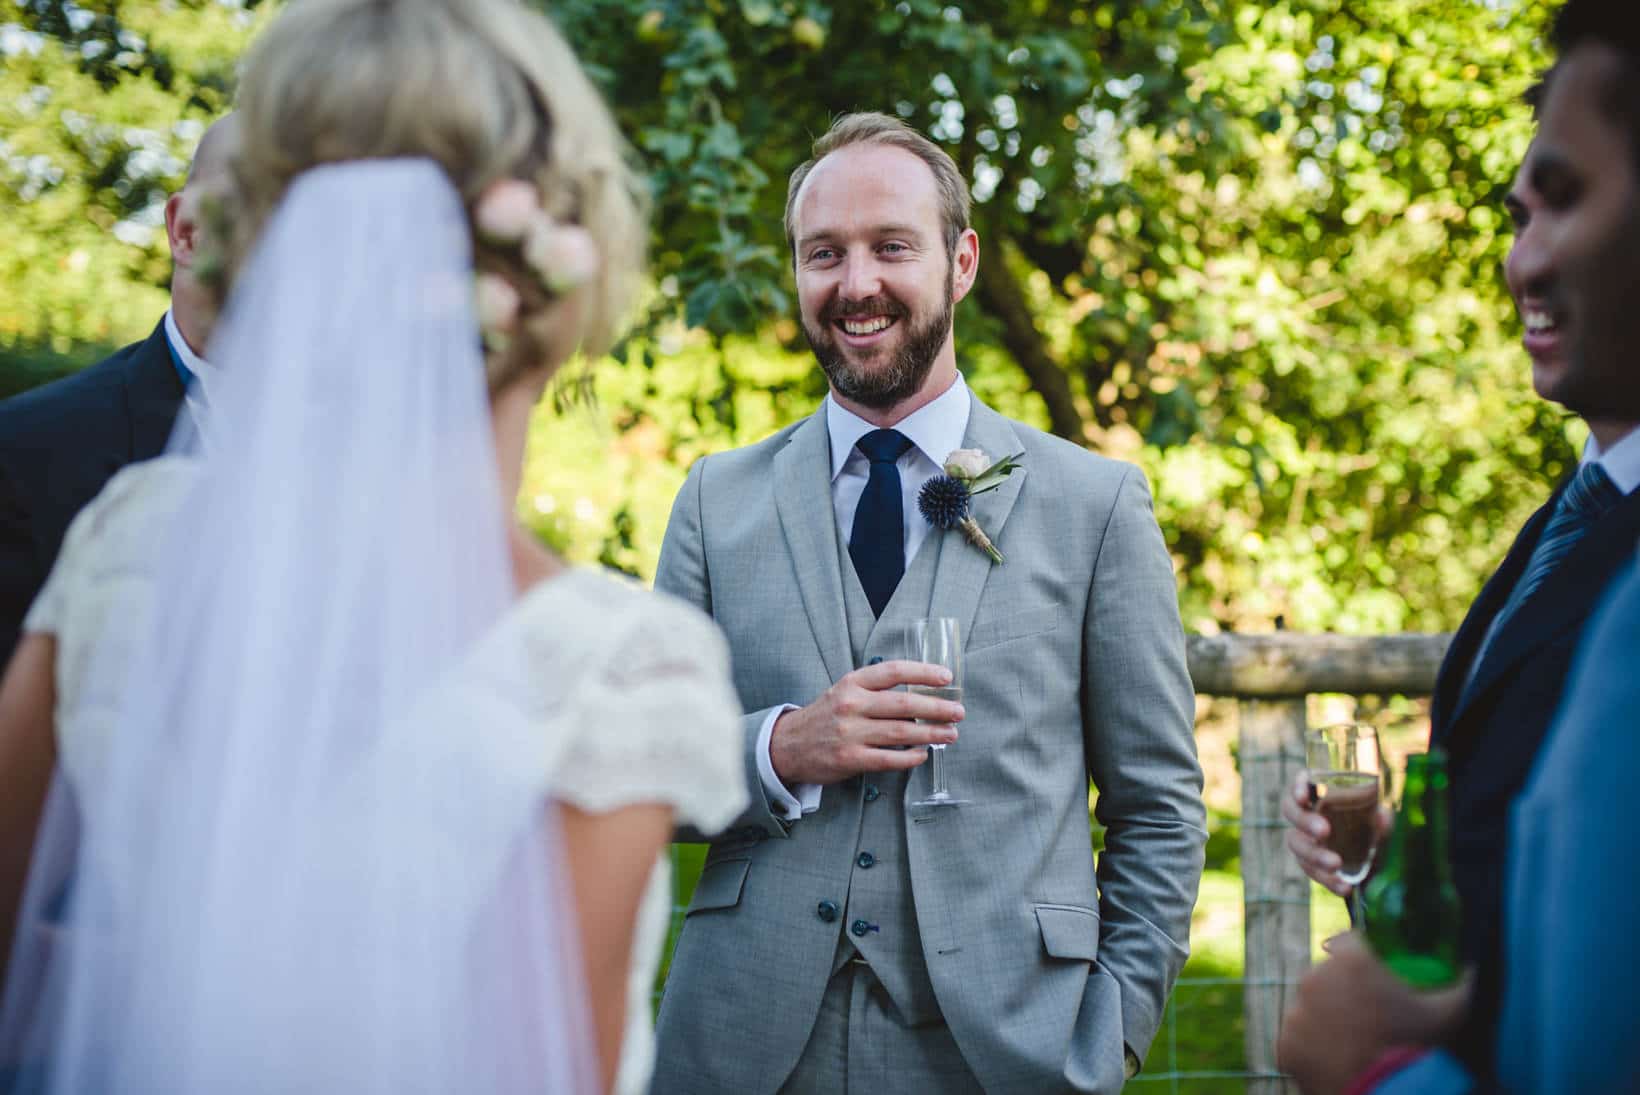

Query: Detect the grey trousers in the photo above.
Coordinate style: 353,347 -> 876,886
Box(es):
778,958 -> 985,1095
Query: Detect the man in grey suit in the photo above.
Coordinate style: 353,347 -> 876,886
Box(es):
651,112 -> 1206,1094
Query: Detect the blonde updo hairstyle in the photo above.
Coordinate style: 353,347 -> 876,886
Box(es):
228,0 -> 645,391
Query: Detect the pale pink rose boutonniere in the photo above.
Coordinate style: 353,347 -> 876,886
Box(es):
917,448 -> 1024,564
471,179 -> 600,350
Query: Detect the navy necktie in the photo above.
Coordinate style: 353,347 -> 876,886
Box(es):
1472,461 -> 1622,677
849,429 -> 913,618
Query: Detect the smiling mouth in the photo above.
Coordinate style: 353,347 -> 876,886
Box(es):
1522,306 -> 1561,337
836,315 -> 898,337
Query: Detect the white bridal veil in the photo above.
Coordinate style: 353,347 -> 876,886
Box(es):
0,159 -> 596,1093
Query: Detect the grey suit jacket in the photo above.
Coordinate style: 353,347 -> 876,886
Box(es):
651,396 -> 1206,1094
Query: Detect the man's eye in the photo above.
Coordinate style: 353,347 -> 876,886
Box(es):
881,243 -> 907,254
1542,178 -> 1581,209
1531,164 -> 1583,211
810,248 -> 836,262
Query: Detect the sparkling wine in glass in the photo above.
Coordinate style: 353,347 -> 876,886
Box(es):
1305,723 -> 1385,887
908,617 -> 967,808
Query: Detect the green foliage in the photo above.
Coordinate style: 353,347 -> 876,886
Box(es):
5,0 -> 1573,634
0,0 -> 265,356
542,0 -> 1566,634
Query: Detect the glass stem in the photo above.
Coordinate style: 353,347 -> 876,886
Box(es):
928,742 -> 947,796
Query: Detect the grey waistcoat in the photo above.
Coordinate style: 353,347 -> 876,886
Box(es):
834,522 -> 943,1026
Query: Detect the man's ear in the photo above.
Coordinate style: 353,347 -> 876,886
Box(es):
165,191 -> 197,267
951,227 -> 980,304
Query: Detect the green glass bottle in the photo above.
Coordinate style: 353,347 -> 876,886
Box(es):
1362,750 -> 1462,987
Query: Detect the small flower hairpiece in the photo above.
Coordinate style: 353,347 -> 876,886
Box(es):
472,178 -> 600,349
917,448 -> 1023,564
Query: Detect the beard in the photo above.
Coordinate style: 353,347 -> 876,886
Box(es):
803,277 -> 954,411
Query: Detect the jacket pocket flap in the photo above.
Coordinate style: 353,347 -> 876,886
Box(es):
968,606 -> 1060,652
1035,903 -> 1100,961
687,857 -> 751,915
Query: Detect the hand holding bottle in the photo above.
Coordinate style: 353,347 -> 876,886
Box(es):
1279,933 -> 1473,1094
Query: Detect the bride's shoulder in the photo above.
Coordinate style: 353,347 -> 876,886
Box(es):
85,455 -> 199,525
520,566 -> 727,663
514,566 -> 745,827
27,455 -> 202,653
57,456 -> 200,570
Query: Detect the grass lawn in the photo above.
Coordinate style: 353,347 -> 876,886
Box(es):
1129,868 -> 1350,1090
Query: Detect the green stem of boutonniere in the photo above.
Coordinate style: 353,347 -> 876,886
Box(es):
958,515 -> 1004,564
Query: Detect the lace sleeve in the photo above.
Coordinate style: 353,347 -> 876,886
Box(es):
551,591 -> 749,835
22,461 -> 168,638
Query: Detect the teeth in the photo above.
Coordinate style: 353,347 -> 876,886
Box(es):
842,316 -> 893,335
1523,308 -> 1558,334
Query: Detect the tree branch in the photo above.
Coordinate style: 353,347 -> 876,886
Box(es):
973,221 -> 1087,443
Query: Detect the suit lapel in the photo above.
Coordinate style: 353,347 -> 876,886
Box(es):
126,320 -> 187,459
1444,485 -> 1640,748
925,398 -> 1027,653
1430,493 -> 1556,740
774,407 -> 855,685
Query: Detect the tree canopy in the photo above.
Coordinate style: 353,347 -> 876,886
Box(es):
1,0 -> 1569,633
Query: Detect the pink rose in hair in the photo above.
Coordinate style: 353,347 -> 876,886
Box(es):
475,273 -> 520,340
475,179 -> 538,245
523,219 -> 600,294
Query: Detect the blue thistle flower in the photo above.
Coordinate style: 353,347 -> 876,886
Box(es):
918,474 -> 971,530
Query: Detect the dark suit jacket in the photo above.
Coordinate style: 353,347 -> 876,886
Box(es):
0,320 -> 184,665
1426,476 -> 1640,1073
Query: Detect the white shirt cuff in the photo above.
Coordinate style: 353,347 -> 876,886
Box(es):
756,704 -> 822,821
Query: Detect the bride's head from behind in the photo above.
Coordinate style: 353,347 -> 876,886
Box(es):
227,0 -> 644,391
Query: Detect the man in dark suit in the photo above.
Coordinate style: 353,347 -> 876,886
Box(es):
0,115 -> 237,665
1282,0 -> 1640,1085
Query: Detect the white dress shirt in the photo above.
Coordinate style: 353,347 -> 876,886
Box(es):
164,309 -> 217,436
756,374 -> 973,820
1585,424 -> 1640,496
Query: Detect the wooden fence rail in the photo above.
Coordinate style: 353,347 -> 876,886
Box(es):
1183,632 -> 1453,1094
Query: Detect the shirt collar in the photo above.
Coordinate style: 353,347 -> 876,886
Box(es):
825,373 -> 972,482
1582,424 -> 1640,496
163,309 -> 216,398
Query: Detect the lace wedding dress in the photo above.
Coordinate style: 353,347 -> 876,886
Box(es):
24,457 -> 748,1094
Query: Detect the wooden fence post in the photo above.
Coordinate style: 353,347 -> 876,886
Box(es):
1239,698 -> 1311,1095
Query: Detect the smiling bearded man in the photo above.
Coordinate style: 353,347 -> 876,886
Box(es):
801,242 -> 953,410
650,112 -> 1206,1095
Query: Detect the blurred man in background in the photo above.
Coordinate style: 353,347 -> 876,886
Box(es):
0,114 -> 238,665
1280,1 -> 1640,1087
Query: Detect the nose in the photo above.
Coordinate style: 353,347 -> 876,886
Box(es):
1505,220 -> 1552,302
840,250 -> 882,301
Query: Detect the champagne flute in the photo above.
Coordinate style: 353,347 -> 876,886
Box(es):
908,617 -> 967,808
1305,723 -> 1385,921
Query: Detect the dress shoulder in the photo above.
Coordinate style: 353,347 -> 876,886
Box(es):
519,568 -> 747,833
23,457 -> 198,637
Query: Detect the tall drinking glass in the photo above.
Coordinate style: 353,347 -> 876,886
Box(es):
908,617 -> 966,808
1304,723 -> 1386,888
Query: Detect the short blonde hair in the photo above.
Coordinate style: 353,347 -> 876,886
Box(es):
229,0 -> 646,388
784,112 -> 970,258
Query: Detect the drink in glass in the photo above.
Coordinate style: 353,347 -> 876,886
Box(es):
908,617 -> 966,807
1304,723 -> 1385,886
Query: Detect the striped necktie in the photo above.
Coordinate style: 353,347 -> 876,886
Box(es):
1471,461 -> 1622,678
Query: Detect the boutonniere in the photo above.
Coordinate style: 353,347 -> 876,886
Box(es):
917,448 -> 1024,564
